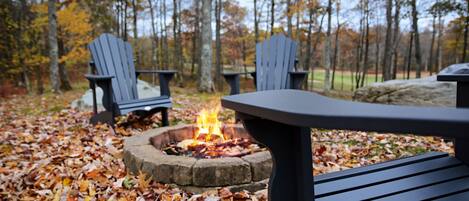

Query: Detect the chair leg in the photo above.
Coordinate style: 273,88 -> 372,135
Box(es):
161,108 -> 169,127
90,111 -> 114,126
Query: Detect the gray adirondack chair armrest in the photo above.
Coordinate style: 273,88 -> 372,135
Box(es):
135,70 -> 176,97
222,72 -> 256,95
288,71 -> 308,89
85,74 -> 115,114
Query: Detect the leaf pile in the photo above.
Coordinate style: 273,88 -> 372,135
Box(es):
0,89 -> 454,200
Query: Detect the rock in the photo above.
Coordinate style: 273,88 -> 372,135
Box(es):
242,151 -> 272,182
354,63 -> 469,106
192,157 -> 252,186
71,79 -> 160,110
353,75 -> 456,106
439,63 -> 469,74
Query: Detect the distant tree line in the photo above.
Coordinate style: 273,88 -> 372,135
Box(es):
0,0 -> 468,94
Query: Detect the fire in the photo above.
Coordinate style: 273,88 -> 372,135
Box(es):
193,108 -> 225,142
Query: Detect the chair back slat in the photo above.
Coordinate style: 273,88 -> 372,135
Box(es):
88,34 -> 138,102
125,42 -> 139,98
256,34 -> 297,91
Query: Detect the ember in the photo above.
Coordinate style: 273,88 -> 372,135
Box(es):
162,108 -> 265,158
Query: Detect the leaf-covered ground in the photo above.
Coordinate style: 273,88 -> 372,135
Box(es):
0,87 -> 453,200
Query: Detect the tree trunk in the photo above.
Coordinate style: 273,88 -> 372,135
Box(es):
436,14 -> 443,72
18,0 -> 31,93
355,7 -> 364,89
304,1 -> 314,90
199,0 -> 213,92
58,38 -> 72,91
287,0 -> 292,37
123,1 -> 128,41
391,0 -> 400,80
215,0 -> 222,90
324,0 -> 332,92
148,0 -> 159,81
48,0 -> 60,93
382,0 -> 393,81
270,0 -> 275,36
462,3 -> 469,62
406,32 -> 414,80
191,0 -> 200,77
360,0 -> 370,88
173,0 -> 183,83
296,1 -> 303,70
162,0 -> 168,69
311,13 -> 325,90
429,15 -> 436,75
254,0 -> 259,43
35,65 -> 44,95
331,0 -> 340,89
242,38 -> 248,79
411,0 -> 422,78
132,0 -> 139,65
375,10 -> 381,82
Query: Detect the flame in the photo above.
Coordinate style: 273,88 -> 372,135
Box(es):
193,108 -> 225,142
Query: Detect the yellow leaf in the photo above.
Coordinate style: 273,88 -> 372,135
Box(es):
137,171 -> 152,192
62,177 -> 72,187
84,196 -> 92,201
89,182 -> 96,197
79,180 -> 89,192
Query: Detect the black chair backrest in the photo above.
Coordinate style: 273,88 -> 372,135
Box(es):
255,34 -> 298,91
88,33 -> 138,102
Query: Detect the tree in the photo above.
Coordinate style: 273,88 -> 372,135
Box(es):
304,0 -> 316,90
173,0 -> 184,83
428,1 -> 439,74
254,0 -> 259,43
148,0 -> 159,70
324,0 -> 332,92
48,0 -> 60,93
359,0 -> 370,88
391,0 -> 400,79
270,0 -> 275,36
287,0 -> 293,37
132,0 -> 139,65
199,0 -> 213,92
411,0 -> 423,78
331,0 -> 340,89
382,0 -> 393,81
215,0 -> 222,90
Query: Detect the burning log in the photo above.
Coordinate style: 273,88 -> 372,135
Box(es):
162,108 -> 265,158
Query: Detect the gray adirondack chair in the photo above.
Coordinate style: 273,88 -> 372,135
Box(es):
85,33 -> 175,126
222,63 -> 469,201
223,34 -> 308,95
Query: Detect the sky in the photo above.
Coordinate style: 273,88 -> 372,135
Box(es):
136,0 -> 459,37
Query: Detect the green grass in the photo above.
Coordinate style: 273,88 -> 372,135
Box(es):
309,70 -> 383,92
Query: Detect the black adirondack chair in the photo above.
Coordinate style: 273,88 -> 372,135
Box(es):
221,64 -> 469,201
85,33 -> 175,126
223,34 -> 308,95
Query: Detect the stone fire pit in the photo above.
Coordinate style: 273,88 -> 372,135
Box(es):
123,124 -> 272,193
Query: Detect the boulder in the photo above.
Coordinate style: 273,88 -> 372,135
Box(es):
71,79 -> 160,110
353,63 -> 469,107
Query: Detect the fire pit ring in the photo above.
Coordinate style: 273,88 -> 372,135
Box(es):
123,124 -> 272,193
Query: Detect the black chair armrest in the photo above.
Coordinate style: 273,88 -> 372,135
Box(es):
135,70 -> 176,97
85,74 -> 114,81
223,72 -> 243,95
437,74 -> 469,82
84,74 -> 114,114
288,71 -> 308,89
135,69 -> 177,77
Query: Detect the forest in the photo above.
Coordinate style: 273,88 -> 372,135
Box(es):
1,0 -> 468,95
2,0 -> 469,200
